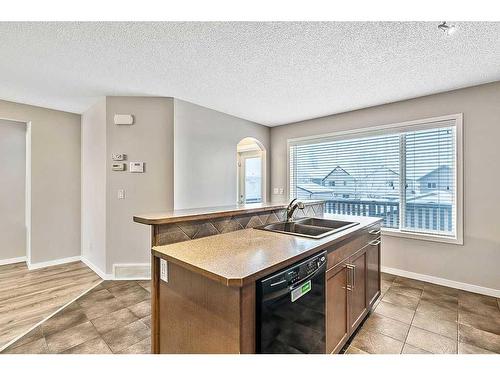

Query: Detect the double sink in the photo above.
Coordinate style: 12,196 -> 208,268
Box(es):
256,217 -> 359,239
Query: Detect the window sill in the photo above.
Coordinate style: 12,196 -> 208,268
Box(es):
381,228 -> 463,245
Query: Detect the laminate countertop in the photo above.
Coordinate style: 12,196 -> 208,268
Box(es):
152,214 -> 382,287
134,200 -> 324,225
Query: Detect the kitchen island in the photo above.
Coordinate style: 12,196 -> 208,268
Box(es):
134,202 -> 382,354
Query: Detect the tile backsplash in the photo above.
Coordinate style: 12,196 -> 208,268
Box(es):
155,203 -> 325,246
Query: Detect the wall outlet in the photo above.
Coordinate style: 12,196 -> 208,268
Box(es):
117,189 -> 125,199
273,187 -> 279,194
160,259 -> 168,282
279,188 -> 284,195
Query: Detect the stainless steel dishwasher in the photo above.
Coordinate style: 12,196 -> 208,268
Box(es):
256,251 -> 327,354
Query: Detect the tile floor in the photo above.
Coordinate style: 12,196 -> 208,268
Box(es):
1,280 -> 151,354
344,273 -> 500,354
3,272 -> 499,354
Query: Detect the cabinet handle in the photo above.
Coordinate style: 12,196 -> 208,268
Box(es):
346,264 -> 355,290
352,265 -> 356,289
369,239 -> 381,246
369,229 -> 381,235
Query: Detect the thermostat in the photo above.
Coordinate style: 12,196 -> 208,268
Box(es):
112,163 -> 126,171
129,162 -> 144,173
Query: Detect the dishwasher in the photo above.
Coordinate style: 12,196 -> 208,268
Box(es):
256,251 -> 327,354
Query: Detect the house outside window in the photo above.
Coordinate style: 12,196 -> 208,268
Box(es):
289,114 -> 463,244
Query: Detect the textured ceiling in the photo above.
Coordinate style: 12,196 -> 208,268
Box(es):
0,22 -> 499,126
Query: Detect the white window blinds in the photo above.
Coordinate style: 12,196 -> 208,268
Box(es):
289,118 -> 458,238
403,126 -> 456,236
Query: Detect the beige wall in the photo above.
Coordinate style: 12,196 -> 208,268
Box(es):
106,97 -> 174,274
0,119 -> 26,261
174,99 -> 270,209
270,82 -> 500,291
81,98 -> 107,272
0,99 -> 81,265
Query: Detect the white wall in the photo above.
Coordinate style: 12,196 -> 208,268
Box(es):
106,97 -> 174,274
0,119 -> 26,261
81,98 -> 107,273
0,99 -> 81,265
174,99 -> 270,209
270,82 -> 500,291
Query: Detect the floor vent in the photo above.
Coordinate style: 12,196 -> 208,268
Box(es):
113,263 -> 150,280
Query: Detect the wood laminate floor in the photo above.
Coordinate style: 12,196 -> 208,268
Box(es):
0,261 -> 101,351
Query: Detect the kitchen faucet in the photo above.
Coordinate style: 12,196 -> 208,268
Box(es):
286,198 -> 305,222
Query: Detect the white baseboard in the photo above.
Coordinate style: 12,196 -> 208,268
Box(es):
80,256 -> 112,280
27,255 -> 82,270
113,263 -> 151,280
381,266 -> 500,298
0,256 -> 27,266
21,254 -> 149,281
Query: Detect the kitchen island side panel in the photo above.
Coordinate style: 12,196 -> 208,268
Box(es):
158,260 -> 243,353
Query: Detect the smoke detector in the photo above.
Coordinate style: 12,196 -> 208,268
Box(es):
438,21 -> 457,35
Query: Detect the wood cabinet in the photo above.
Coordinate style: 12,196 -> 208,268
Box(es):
348,247 -> 368,333
326,261 -> 350,354
325,223 -> 381,353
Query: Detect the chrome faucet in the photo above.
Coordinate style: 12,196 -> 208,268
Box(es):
286,198 -> 305,222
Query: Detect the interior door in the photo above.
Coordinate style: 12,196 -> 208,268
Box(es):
348,247 -> 367,332
326,261 -> 350,354
238,151 -> 262,204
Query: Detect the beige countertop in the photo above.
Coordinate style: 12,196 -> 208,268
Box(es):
152,214 -> 381,287
134,200 -> 324,225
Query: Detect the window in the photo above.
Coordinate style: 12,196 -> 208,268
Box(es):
289,114 -> 462,243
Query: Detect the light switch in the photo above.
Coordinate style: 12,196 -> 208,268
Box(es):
279,188 -> 284,195
273,187 -> 279,194
117,189 -> 125,199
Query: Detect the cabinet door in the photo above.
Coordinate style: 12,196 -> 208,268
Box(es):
326,262 -> 350,354
366,238 -> 381,307
348,248 -> 367,332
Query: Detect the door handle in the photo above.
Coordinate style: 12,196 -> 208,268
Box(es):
369,229 -> 381,235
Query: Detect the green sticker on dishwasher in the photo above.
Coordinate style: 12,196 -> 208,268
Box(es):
291,280 -> 311,302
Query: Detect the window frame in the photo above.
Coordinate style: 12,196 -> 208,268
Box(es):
287,113 -> 463,245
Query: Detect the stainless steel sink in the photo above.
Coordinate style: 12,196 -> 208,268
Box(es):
296,218 -> 359,231
256,217 -> 359,239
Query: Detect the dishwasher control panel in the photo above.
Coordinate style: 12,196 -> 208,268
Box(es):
261,251 -> 327,291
